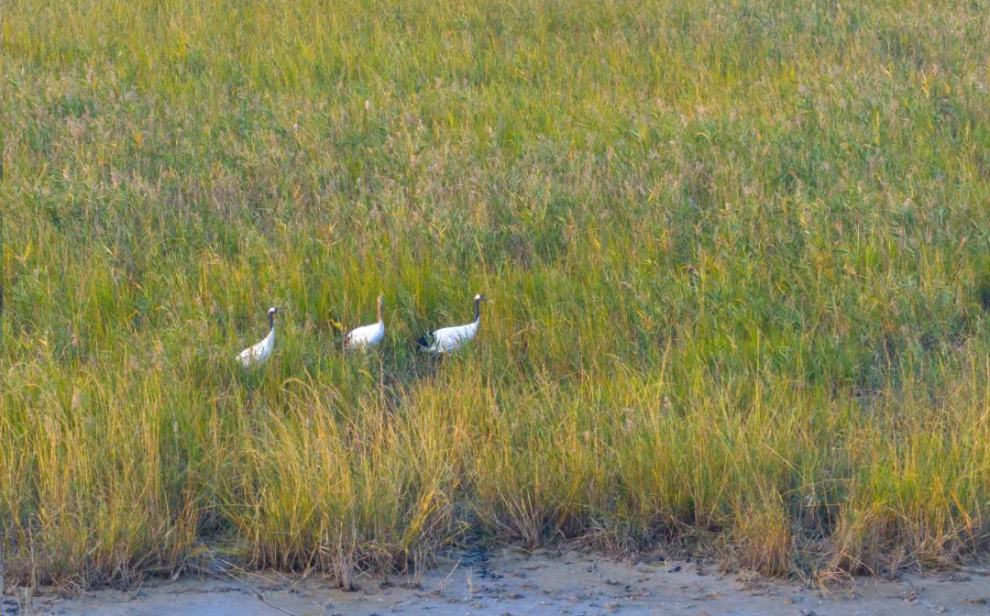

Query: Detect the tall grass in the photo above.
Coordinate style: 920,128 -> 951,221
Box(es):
3,0 -> 990,587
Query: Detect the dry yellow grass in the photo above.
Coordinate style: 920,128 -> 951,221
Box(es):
3,0 -> 990,588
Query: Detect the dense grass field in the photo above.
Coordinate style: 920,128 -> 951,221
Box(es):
4,0 -> 990,588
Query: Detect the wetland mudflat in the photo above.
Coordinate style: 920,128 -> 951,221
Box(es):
13,549 -> 990,616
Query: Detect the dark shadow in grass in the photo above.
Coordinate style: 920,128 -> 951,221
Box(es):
404,337 -> 452,386
381,342 -> 448,414
977,277 -> 990,314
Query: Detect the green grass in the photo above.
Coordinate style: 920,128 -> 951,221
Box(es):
4,0 -> 990,588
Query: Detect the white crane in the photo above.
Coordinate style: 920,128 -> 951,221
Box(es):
236,307 -> 280,368
344,295 -> 385,350
417,293 -> 492,353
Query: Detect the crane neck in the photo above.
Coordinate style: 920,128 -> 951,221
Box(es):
474,298 -> 481,323
268,312 -> 275,330
377,300 -> 384,323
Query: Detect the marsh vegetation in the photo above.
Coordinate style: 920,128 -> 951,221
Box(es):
3,0 -> 990,588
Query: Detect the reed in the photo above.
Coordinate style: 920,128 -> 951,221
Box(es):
3,0 -> 990,587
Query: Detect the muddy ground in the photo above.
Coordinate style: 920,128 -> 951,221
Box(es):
5,548 -> 990,615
